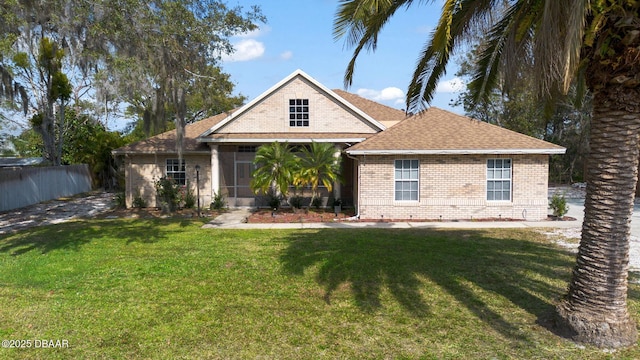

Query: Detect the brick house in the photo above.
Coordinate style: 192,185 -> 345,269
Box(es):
113,69 -> 565,220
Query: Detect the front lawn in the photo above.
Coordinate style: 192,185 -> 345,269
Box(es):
0,219 -> 638,359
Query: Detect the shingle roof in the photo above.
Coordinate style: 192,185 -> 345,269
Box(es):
113,94 -> 565,156
346,107 -> 566,155
112,111 -> 230,154
332,89 -> 407,128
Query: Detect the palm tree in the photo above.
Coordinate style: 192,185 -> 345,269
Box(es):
295,142 -> 342,206
335,0 -> 640,348
251,142 -> 299,201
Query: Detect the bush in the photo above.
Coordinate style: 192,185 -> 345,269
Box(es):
266,190 -> 282,210
114,192 -> 127,209
289,195 -> 304,209
311,197 -> 322,209
549,193 -> 569,217
183,180 -> 196,209
132,195 -> 147,209
155,177 -> 181,212
210,192 -> 226,211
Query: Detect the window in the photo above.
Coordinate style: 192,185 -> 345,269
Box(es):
289,99 -> 309,127
166,159 -> 186,185
238,145 -> 257,153
487,159 -> 511,201
395,160 -> 419,201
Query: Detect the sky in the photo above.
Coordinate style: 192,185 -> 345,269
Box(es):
1,0 -> 466,142
220,0 -> 465,114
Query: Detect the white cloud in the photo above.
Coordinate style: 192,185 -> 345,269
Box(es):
280,50 -> 293,60
222,39 -> 265,62
436,77 -> 465,92
356,87 -> 405,102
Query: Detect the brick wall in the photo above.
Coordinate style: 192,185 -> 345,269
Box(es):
220,77 -> 379,134
356,154 -> 549,221
125,154 -> 212,208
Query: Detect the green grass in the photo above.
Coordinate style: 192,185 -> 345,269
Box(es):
1,219 -> 639,359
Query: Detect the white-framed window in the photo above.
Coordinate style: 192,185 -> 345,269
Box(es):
395,159 -> 419,201
166,159 -> 186,185
289,99 -> 309,127
487,159 -> 511,201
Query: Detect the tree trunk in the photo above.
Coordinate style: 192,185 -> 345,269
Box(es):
555,85 -> 640,348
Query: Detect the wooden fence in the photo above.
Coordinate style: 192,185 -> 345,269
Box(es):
0,165 -> 92,212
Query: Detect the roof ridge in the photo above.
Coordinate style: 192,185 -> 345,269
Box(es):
332,89 -> 407,115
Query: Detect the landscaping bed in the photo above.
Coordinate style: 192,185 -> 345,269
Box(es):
246,208 -> 354,223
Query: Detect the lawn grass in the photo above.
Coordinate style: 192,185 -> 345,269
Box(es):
1,219 -> 639,359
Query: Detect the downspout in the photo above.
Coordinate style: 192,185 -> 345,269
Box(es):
344,151 -> 361,220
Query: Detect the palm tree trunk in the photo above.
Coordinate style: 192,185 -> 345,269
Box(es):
555,85 -> 640,348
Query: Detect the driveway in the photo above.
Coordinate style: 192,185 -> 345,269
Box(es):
0,192 -> 115,235
564,198 -> 640,239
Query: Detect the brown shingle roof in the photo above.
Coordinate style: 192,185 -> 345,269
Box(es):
112,111 -> 231,154
346,107 -> 566,154
332,89 -> 407,128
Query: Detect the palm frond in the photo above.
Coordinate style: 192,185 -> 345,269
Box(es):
334,0 -> 417,87
467,2 -> 526,105
534,0 -> 588,95
406,0 -> 496,113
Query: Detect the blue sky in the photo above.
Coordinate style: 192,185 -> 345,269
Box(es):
221,0 -> 465,114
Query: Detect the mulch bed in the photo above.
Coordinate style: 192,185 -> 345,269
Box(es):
247,208 -> 354,223
246,209 -> 577,223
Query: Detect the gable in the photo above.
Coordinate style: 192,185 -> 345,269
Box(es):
199,70 -> 385,140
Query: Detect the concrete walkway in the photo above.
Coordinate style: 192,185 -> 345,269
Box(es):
202,206 -> 585,230
202,198 -> 640,241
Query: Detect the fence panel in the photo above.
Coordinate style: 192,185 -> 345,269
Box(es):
0,165 -> 92,212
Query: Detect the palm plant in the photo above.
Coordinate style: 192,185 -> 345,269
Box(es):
335,0 -> 640,348
295,142 -> 342,206
250,142 -> 299,202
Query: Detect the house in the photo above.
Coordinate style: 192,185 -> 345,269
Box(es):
113,69 -> 565,221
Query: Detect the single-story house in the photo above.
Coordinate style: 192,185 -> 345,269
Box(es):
113,69 -> 566,221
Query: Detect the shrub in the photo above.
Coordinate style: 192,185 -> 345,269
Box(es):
266,190 -> 282,210
183,180 -> 196,209
155,177 -> 181,212
289,195 -> 304,209
549,193 -> 569,217
210,192 -> 226,211
132,195 -> 147,209
114,192 -> 127,208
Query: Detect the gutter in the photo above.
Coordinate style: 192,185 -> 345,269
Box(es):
346,148 -> 567,155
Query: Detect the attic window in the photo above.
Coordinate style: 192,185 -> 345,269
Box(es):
289,99 -> 309,127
